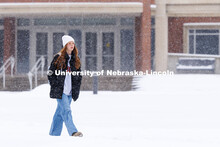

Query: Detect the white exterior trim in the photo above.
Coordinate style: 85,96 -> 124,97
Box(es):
184,23 -> 220,27
0,2 -> 143,15
183,23 -> 220,55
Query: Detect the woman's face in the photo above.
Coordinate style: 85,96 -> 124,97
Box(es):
66,41 -> 75,53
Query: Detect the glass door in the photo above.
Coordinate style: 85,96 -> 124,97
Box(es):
33,30 -> 66,72
17,30 -> 30,73
53,32 -> 65,55
69,30 -> 82,58
36,32 -> 48,71
83,30 -> 115,71
102,32 -> 114,70
85,32 -> 98,71
120,29 -> 134,71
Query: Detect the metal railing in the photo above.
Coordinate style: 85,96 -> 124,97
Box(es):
28,56 -> 45,90
0,56 -> 15,88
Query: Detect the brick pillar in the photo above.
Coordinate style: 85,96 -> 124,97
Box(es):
135,0 -> 151,72
3,17 -> 15,74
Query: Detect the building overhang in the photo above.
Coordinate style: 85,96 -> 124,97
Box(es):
152,0 -> 220,17
167,4 -> 220,17
0,2 -> 143,17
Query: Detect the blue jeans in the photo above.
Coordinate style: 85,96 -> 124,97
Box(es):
49,93 -> 78,136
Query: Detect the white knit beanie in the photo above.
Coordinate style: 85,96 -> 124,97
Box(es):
62,35 -> 75,47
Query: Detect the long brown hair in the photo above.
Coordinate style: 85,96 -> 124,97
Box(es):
54,44 -> 81,70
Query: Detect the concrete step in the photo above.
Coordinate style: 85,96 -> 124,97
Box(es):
176,58 -> 215,74
0,75 -> 134,91
81,76 -> 133,91
0,75 -> 48,91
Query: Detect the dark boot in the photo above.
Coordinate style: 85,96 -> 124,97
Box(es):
72,132 -> 83,137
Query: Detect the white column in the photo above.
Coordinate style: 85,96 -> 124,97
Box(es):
155,0 -> 168,71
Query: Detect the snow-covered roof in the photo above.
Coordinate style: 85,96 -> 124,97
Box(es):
0,2 -> 143,14
0,2 -> 142,7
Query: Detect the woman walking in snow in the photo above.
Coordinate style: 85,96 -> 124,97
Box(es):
47,35 -> 83,137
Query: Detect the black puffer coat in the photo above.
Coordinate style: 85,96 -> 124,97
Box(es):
47,51 -> 82,101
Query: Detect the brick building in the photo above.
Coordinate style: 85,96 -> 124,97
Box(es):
0,0 -> 151,74
153,0 -> 220,74
0,0 -> 220,91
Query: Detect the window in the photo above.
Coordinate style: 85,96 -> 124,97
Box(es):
83,18 -> 116,25
85,32 -> 97,71
120,18 -> 134,26
34,18 -> 67,26
0,19 -> 4,26
102,32 -> 114,70
151,17 -> 155,70
36,33 -> 48,71
188,28 -> 219,55
69,30 -> 82,58
53,32 -> 65,55
0,30 -> 3,67
17,30 -> 30,73
68,18 -> 82,26
0,19 -> 4,67
17,18 -> 30,26
120,29 -> 134,71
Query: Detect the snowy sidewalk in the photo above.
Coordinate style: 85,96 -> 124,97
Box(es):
0,74 -> 220,147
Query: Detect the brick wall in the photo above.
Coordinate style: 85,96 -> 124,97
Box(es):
0,0 -> 143,2
151,0 -> 155,4
1,0 -> 152,72
168,17 -> 220,53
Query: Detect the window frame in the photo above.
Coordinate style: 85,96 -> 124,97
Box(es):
183,23 -> 220,55
15,15 -> 135,73
0,19 -> 4,68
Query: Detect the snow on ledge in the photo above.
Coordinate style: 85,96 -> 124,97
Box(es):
151,4 -> 156,9
0,2 -> 143,7
0,2 -> 143,14
176,65 -> 214,70
178,57 -> 215,61
184,22 -> 220,26
168,53 -> 220,58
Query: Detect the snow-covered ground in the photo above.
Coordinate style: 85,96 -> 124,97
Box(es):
0,74 -> 220,147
